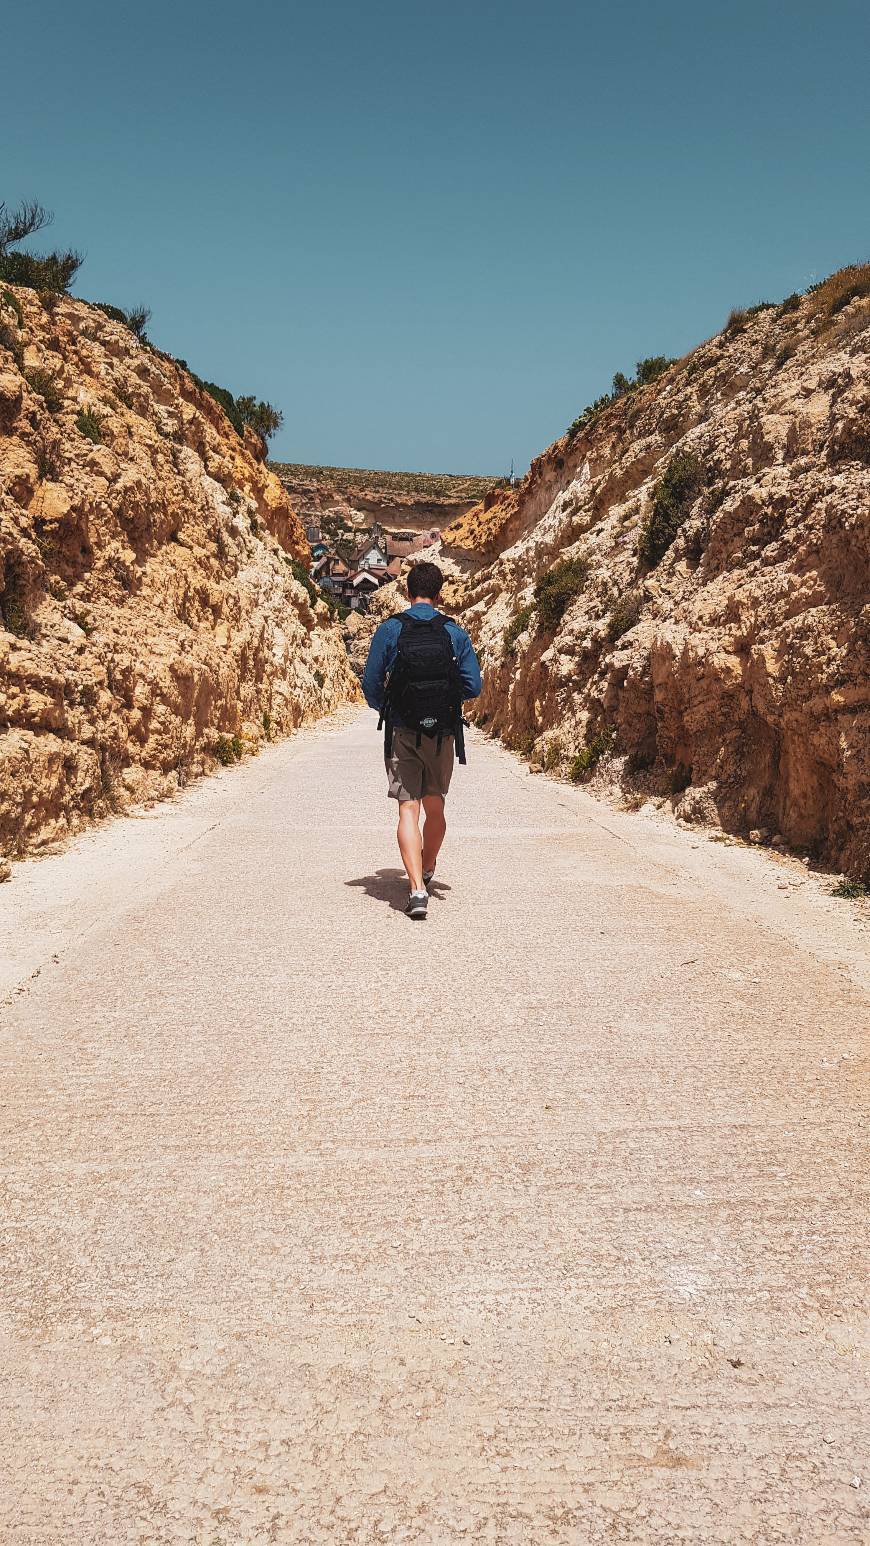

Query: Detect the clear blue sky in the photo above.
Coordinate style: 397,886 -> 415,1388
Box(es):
4,0 -> 868,473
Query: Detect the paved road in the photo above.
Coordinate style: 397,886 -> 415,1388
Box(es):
1,709 -> 867,1544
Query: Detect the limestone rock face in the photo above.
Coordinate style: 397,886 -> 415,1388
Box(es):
0,286 -> 359,856
445,287 -> 870,878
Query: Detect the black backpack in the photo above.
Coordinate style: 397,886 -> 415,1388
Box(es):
379,614 -> 467,763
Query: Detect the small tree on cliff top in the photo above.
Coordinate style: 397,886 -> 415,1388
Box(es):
236,396 -> 284,442
0,200 -> 83,294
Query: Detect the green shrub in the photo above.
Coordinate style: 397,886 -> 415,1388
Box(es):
533,555 -> 589,629
34,432 -> 63,480
567,356 -> 674,439
177,363 -> 284,445
704,481 -> 728,516
262,711 -> 272,740
638,449 -> 704,568
214,734 -> 244,765
124,306 -> 150,340
0,248 -> 82,294
236,395 -> 284,441
199,377 -> 245,435
511,729 -> 537,759
569,727 -> 614,782
830,877 -> 869,899
544,739 -> 562,771
778,292 -> 802,316
1,287 -> 23,325
0,315 -> 23,365
1,559 -> 30,637
92,301 -> 127,326
92,301 -> 151,340
502,603 -> 534,657
606,587 -> 644,642
288,556 -> 318,605
634,355 -> 673,387
76,407 -> 104,444
567,393 -> 616,438
0,200 -> 82,296
24,367 -> 64,413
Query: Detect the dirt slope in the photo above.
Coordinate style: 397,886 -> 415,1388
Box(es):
0,284 -> 358,857
444,273 -> 870,879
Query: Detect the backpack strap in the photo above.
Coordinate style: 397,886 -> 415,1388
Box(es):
378,616 -> 405,747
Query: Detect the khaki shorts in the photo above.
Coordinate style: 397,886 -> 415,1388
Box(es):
386,728 -> 455,802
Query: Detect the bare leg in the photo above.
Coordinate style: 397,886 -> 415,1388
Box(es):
397,799 -> 424,891
421,795 -> 446,875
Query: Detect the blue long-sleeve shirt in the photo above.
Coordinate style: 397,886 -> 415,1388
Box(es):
362,602 -> 482,727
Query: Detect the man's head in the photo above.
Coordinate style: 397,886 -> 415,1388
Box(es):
406,560 -> 443,603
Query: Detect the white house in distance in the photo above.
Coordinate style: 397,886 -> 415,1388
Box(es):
356,536 -> 389,570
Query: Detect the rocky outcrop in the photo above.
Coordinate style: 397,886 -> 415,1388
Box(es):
444,274 -> 870,879
0,285 -> 358,857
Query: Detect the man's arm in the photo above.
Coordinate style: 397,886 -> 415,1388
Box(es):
451,625 -> 482,700
361,619 -> 397,712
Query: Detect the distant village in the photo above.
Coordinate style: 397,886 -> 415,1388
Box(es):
304,520 -> 440,610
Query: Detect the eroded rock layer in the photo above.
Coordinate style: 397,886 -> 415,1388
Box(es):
0,285 -> 358,856
445,282 -> 870,878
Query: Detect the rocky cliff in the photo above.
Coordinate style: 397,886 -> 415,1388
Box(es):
0,284 -> 358,858
444,268 -> 870,879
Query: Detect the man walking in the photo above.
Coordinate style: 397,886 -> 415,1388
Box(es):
362,561 -> 481,919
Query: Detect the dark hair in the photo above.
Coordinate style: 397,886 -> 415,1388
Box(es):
406,560 -> 443,600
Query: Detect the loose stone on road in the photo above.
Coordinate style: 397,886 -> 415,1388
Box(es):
0,709 -> 866,1543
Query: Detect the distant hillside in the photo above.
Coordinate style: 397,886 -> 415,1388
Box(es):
272,462 -> 503,541
272,463 -> 500,502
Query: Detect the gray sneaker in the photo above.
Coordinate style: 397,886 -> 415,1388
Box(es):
423,869 -> 435,889
406,890 -> 429,920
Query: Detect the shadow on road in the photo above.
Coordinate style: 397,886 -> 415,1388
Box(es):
346,868 -> 451,911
